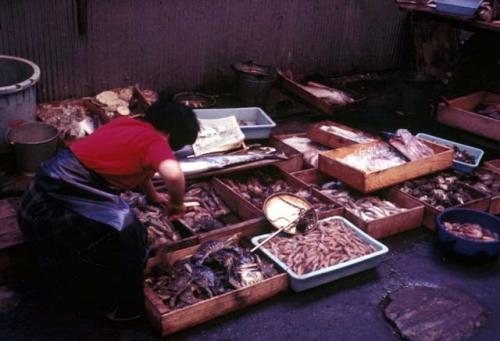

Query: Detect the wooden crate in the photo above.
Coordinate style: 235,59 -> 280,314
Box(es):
318,140 -> 454,193
307,120 -> 377,149
290,169 -> 424,239
437,91 -> 500,142
214,165 -> 344,219
396,184 -> 490,231
474,166 -> 500,215
277,71 -> 365,115
271,132 -> 331,168
144,220 -> 288,336
484,159 -> 500,174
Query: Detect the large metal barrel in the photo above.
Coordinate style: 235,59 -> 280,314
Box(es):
0,55 -> 41,153
6,122 -> 58,175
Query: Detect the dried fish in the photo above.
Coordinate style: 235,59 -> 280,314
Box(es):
281,136 -> 329,167
266,219 -> 376,275
145,238 -> 277,310
443,221 -> 499,242
400,174 -> 474,211
180,182 -> 235,233
319,125 -> 375,143
300,81 -> 354,106
389,129 -> 434,161
337,142 -> 407,173
222,170 -> 338,213
121,191 -> 182,247
179,147 -> 286,176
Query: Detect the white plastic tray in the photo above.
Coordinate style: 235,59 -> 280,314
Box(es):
194,107 -> 276,140
251,216 -> 389,292
416,133 -> 484,173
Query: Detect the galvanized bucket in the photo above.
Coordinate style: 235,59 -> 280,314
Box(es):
6,122 -> 59,175
0,55 -> 41,153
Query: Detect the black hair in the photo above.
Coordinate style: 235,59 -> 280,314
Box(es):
142,99 -> 200,151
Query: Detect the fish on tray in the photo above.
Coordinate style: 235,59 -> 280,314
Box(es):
178,147 -> 287,176
299,81 -> 354,106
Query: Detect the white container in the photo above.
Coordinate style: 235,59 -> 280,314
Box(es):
416,133 -> 484,173
251,216 -> 389,292
194,107 -> 276,140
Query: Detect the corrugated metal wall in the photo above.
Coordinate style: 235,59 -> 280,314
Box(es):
0,0 -> 406,102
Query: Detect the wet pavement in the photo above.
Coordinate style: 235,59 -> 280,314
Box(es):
1,228 -> 499,340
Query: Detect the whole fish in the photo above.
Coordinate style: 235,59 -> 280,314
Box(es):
178,148 -> 287,176
300,81 -> 354,106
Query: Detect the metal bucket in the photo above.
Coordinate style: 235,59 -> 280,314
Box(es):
0,55 -> 41,153
6,122 -> 59,175
232,62 -> 276,107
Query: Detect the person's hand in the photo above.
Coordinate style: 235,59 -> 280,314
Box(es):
150,192 -> 170,206
165,201 -> 186,221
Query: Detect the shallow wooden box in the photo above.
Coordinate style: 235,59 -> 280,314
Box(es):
291,169 -> 424,239
437,91 -> 500,142
277,71 -> 365,115
396,183 -> 490,231
473,166 -> 500,215
214,165 -> 344,220
318,140 -> 454,193
144,220 -> 288,336
484,159 -> 500,174
271,132 -> 331,168
307,120 -> 377,149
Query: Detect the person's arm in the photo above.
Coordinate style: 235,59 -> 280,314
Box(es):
157,158 -> 186,219
139,179 -> 169,206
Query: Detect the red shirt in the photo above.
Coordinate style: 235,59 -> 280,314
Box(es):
70,117 -> 175,189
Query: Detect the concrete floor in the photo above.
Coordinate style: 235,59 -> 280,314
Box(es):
1,228 -> 499,340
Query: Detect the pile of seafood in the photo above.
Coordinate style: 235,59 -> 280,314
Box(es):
443,222 -> 499,242
93,87 -> 157,117
266,219 -> 376,275
474,102 -> 500,120
281,136 -> 329,167
121,191 -> 182,246
180,182 -> 237,233
319,125 -> 375,143
453,146 -> 476,164
389,129 -> 434,161
145,238 -> 278,309
37,100 -> 93,139
400,175 -> 475,210
318,181 -> 406,222
222,171 -> 336,213
453,170 -> 500,196
338,142 -> 406,173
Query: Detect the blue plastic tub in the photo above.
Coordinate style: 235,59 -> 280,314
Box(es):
251,216 -> 389,292
436,208 -> 500,258
416,133 -> 484,173
194,107 -> 276,140
435,0 -> 482,17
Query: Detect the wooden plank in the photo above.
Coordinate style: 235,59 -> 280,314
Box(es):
307,120 -> 377,149
144,225 -> 288,336
437,92 -> 500,142
212,178 -> 263,220
318,140 -> 453,193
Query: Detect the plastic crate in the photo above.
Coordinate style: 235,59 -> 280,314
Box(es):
251,216 -> 389,292
194,107 -> 276,140
416,133 -> 483,173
